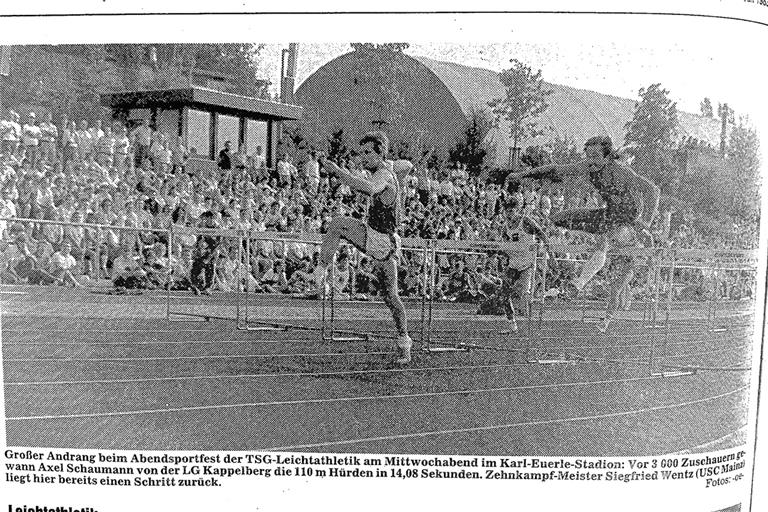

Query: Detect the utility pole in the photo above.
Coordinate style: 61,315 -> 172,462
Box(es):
280,43 -> 299,104
0,46 -> 11,111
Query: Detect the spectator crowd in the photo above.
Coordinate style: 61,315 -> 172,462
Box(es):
0,107 -> 756,304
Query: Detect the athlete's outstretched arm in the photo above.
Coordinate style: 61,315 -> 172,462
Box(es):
323,160 -> 388,196
505,161 -> 585,184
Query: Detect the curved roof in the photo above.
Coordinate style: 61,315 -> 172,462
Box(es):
413,55 -> 722,150
294,51 -> 467,151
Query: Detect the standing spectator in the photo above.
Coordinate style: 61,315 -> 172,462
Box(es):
131,119 -> 153,168
252,145 -> 266,170
96,125 -> 115,168
75,120 -> 93,162
89,119 -> 104,143
113,123 -> 130,172
156,138 -> 172,175
39,112 -> 58,164
303,150 -> 321,196
276,152 -> 296,187
217,140 -> 232,171
1,110 -> 21,158
232,144 -> 247,173
63,120 -> 79,165
172,138 -> 188,173
22,113 -> 42,166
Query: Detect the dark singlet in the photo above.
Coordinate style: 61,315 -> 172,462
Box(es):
588,162 -> 638,225
367,166 -> 399,235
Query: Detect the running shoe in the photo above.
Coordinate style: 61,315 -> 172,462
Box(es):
396,335 -> 412,364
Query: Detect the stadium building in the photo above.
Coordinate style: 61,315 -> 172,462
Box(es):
295,48 -> 723,167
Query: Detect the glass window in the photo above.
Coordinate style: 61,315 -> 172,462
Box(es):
156,109 -> 180,144
246,120 -> 268,160
187,109 -> 211,158
216,114 -> 240,155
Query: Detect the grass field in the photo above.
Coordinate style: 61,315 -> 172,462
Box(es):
1,285 -> 753,456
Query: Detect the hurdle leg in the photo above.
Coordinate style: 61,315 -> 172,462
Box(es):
421,242 -> 468,354
166,226 -> 172,322
660,250 -> 676,365
320,256 -> 326,342
95,226 -> 101,281
538,245 -> 548,329
652,251 -> 694,378
647,257 -> 659,376
426,242 -> 436,350
245,235 -> 250,328
329,253 -> 336,341
236,232 -> 242,329
419,245 -> 428,345
526,244 -> 537,358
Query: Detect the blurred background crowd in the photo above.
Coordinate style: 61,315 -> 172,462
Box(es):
0,109 -> 756,304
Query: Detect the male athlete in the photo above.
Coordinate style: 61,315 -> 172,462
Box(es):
507,136 -> 660,332
314,131 -> 413,364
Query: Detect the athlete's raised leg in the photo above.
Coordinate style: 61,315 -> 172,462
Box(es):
314,216 -> 367,288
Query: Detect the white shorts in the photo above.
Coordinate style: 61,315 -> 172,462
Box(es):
365,226 -> 400,261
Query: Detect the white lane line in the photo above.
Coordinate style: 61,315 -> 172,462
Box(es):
264,386 -> 748,451
5,351 -> 392,362
7,374 -> 698,421
5,362 -> 532,386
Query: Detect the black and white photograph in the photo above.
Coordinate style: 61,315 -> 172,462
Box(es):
0,5 -> 766,512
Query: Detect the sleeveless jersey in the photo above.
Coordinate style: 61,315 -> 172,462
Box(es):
506,216 -> 535,271
367,164 -> 400,235
588,161 -> 638,224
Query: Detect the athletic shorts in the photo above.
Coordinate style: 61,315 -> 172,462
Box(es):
365,226 -> 400,261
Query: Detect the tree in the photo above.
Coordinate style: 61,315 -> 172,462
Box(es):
623,83 -> 680,192
700,97 -> 714,118
278,125 -> 314,159
718,102 -> 735,155
725,120 -> 760,220
447,107 -> 493,176
520,146 -> 550,168
488,59 -> 553,170
326,129 -> 351,164
546,134 -> 582,165
4,45 -> 118,121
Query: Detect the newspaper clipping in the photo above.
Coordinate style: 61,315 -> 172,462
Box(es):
0,2 -> 766,511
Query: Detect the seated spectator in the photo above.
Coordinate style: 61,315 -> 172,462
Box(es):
0,236 -> 22,283
49,241 -> 82,287
141,244 -> 168,289
260,258 -> 288,293
112,244 -> 146,290
12,235 -> 59,285
287,258 -> 314,294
